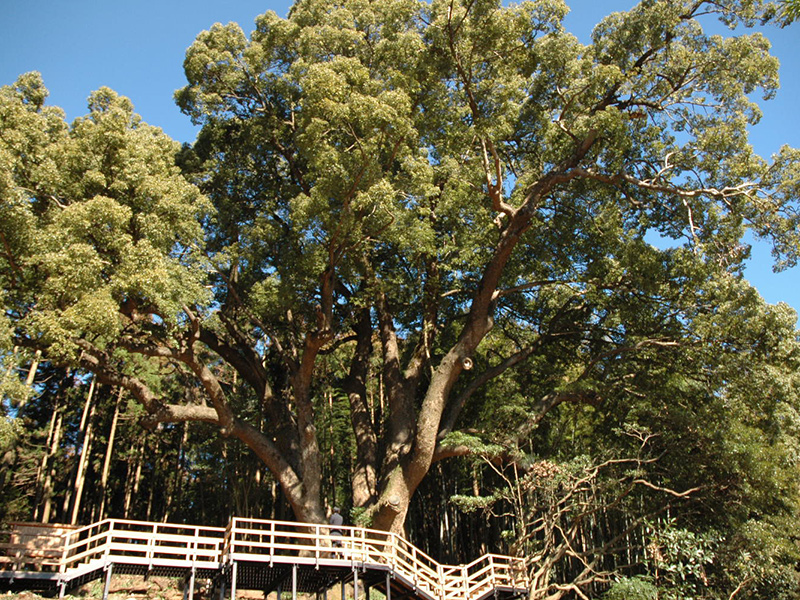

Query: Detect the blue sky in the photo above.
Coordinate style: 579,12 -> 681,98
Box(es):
1,0 -> 798,320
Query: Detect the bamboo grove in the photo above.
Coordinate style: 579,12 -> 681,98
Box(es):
3,0 -> 800,598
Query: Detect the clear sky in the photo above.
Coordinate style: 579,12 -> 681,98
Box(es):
1,0 -> 798,320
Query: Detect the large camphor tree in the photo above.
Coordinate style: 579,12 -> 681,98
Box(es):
2,0 -> 799,535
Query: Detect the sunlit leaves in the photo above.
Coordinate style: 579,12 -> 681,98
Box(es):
1,74 -> 210,360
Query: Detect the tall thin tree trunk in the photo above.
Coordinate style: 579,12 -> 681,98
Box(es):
63,376 -> 97,515
270,480 -> 278,520
328,390 -> 336,504
17,349 -> 42,410
164,422 -> 188,522
145,438 -> 160,521
146,480 -> 155,521
96,387 -> 123,520
24,350 -> 41,387
69,379 -> 97,525
33,396 -> 61,520
39,409 -> 64,523
123,436 -> 145,519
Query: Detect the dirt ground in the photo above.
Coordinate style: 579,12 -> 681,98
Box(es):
2,575 -> 345,599
2,574 -> 215,599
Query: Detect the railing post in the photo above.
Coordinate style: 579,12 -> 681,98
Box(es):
60,530 -> 70,575
102,562 -> 114,600
148,523 -> 157,571
462,566 -> 469,600
219,520 -> 233,566
269,520 -> 275,566
189,531 -> 197,600
315,523 -> 320,565
411,545 -> 418,591
228,517 -> 237,562
105,521 -> 114,562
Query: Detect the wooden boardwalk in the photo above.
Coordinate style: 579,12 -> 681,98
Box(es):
0,517 -> 529,600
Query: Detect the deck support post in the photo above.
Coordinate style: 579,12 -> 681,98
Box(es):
102,562 -> 113,600
292,564 -> 298,600
353,568 -> 359,600
189,567 -> 196,600
58,580 -> 66,599
183,569 -> 196,600
386,572 -> 391,600
231,561 -> 238,599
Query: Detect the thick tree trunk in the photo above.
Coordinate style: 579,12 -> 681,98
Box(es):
344,308 -> 378,508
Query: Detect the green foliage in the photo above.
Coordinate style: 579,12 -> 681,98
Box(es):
2,5 -> 800,593
644,520 -> 718,598
781,0 -> 800,22
449,492 -> 500,514
439,431 -> 505,457
1,73 -> 211,360
0,416 -> 18,454
603,577 -> 658,600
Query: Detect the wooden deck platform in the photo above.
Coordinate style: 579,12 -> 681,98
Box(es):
0,517 -> 529,600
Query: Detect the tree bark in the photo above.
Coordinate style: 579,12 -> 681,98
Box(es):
69,379 -> 97,525
123,435 -> 145,519
96,387 -> 123,520
33,392 -> 60,521
39,408 -> 63,523
344,308 -> 378,508
19,349 -> 41,409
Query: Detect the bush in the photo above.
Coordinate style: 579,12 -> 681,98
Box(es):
603,576 -> 658,600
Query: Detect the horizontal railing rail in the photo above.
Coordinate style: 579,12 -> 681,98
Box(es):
2,517 -> 529,600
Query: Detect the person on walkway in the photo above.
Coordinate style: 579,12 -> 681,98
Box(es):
330,506 -> 344,548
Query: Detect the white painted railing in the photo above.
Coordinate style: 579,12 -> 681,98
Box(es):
2,517 -> 529,600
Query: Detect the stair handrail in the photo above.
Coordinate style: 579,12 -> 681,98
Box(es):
60,519 -> 114,572
10,516 -> 530,600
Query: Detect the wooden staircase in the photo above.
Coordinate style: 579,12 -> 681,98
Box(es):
0,517 -> 529,600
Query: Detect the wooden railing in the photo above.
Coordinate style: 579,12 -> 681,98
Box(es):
2,517 -> 528,600
53,519 -> 226,575
223,517 -> 449,598
0,522 -> 77,572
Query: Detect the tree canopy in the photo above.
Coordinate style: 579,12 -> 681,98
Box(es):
782,0 -> 800,22
2,1 -> 800,595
